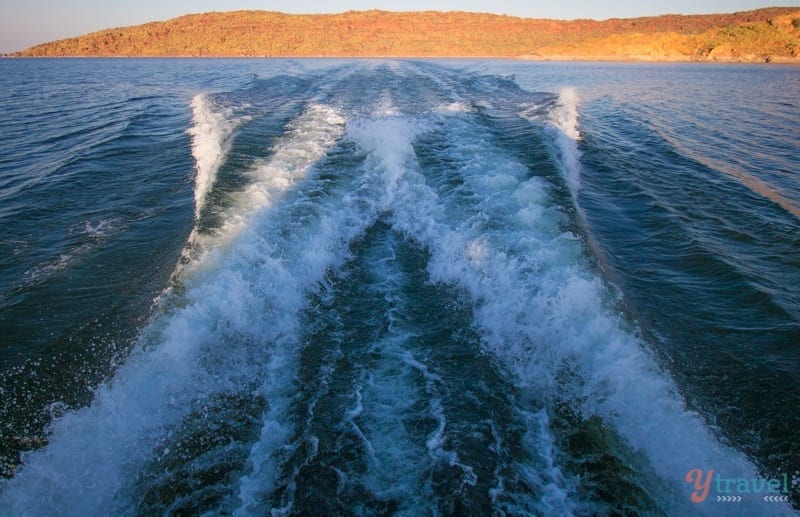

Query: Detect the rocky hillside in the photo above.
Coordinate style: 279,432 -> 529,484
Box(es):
9,8 -> 800,62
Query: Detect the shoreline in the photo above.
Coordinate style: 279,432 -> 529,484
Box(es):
3,54 -> 800,64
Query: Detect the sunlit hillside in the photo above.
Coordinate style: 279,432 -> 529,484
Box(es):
9,8 -> 800,62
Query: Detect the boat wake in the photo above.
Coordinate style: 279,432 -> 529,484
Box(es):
2,61 -> 791,516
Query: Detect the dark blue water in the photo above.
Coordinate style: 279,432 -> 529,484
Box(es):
0,58 -> 798,515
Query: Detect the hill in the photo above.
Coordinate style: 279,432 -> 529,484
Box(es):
8,8 -> 800,62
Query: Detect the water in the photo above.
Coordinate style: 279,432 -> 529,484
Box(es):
0,58 -> 798,515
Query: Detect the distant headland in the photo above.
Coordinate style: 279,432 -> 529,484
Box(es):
6,8 -> 800,62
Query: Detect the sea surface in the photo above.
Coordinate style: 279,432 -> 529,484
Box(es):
0,58 -> 798,515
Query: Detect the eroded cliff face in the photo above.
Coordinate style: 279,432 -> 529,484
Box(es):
9,8 -> 800,62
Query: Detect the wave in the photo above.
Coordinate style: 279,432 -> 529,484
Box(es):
0,102 -> 352,516
548,87 -> 582,199
342,114 -> 578,514
2,63 -> 792,515
187,94 -> 250,219
349,101 -> 774,514
178,103 -> 346,281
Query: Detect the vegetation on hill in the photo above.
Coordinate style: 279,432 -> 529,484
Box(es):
8,8 -> 800,62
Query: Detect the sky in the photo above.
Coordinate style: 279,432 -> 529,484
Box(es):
1,0 -> 798,53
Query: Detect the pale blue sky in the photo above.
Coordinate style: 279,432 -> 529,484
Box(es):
1,0 -> 797,53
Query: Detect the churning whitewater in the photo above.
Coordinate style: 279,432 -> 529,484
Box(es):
0,61 -> 795,516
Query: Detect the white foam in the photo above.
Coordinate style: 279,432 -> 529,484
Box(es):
374,90 -> 400,117
551,88 -> 582,196
346,346 -> 436,513
552,88 -> 581,141
187,94 -> 250,218
347,115 -> 576,514
233,114 -> 431,514
238,115 -> 499,515
0,104 -> 357,517
233,164 -> 437,513
344,116 -> 427,213
351,109 -> 776,514
239,105 -> 345,212
182,103 -> 346,276
521,88 -> 582,198
434,101 -> 473,114
4,68 -> 791,515
82,218 -> 120,238
344,237 -> 463,513
1,232 -> 313,514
